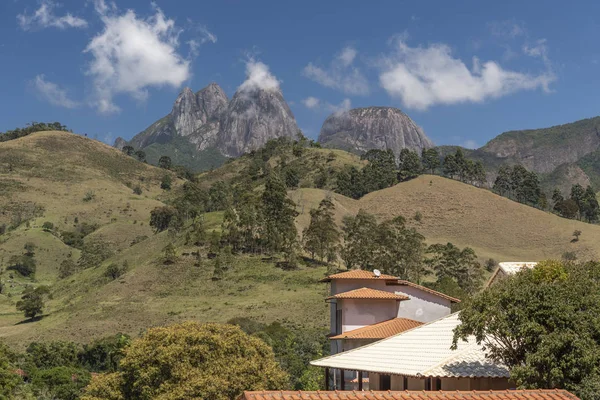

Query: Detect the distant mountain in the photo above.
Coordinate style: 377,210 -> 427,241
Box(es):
464,116 -> 600,193
317,107 -> 434,156
218,87 -> 299,157
115,82 -> 300,170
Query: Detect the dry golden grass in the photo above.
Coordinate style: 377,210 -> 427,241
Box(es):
292,175 -> 600,261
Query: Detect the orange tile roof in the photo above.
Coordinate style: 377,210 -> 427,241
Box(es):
330,318 -> 424,340
241,390 -> 579,400
386,280 -> 461,303
320,270 -> 398,282
327,287 -> 409,301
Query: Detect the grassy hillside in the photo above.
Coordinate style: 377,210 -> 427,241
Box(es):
1,132 -> 599,349
0,131 -> 329,348
291,175 -> 600,262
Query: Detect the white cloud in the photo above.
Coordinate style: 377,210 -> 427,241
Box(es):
84,3 -> 191,113
463,139 -> 478,149
303,46 -> 369,95
523,38 -> 550,66
18,0 -> 87,30
488,19 -> 524,39
239,59 -> 280,92
302,96 -> 351,114
302,96 -> 320,109
31,75 -> 79,109
379,38 -> 555,110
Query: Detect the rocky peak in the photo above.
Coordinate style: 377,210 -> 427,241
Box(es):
218,87 -> 299,157
195,83 -> 228,122
317,106 -> 434,156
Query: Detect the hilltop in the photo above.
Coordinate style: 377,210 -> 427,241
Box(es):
290,176 -> 600,262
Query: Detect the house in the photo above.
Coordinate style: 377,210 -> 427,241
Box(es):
311,313 -> 511,391
486,262 -> 538,287
320,270 -> 461,390
241,390 -> 580,400
322,270 -> 460,355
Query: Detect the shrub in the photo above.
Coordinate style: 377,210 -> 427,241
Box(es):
42,221 -> 54,232
83,191 -> 95,202
132,185 -> 142,195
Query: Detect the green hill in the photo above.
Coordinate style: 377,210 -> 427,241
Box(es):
1,131 -> 600,348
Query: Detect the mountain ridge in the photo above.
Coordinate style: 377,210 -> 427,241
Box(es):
115,82 -> 300,169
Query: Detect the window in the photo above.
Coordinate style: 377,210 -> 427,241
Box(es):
379,374 -> 391,390
336,309 -> 342,334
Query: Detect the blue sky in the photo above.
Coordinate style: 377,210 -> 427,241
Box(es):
1,0 -> 599,148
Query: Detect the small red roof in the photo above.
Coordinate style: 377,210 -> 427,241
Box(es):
329,318 -> 423,340
241,390 -> 579,400
320,270 -> 398,282
327,287 -> 409,301
386,280 -> 461,303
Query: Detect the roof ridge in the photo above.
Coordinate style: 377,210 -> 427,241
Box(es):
311,313 -> 462,366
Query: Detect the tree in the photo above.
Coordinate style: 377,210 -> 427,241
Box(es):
42,221 -> 54,232
160,174 -> 172,191
425,243 -> 483,294
121,146 -> 134,156
421,148 -> 440,174
158,155 -> 172,170
303,197 -> 340,262
557,199 -> 579,219
443,153 -> 459,179
341,210 -> 378,269
261,174 -> 298,256
80,333 -> 131,373
81,322 -> 288,400
453,260 -> 600,398
162,243 -> 177,265
552,188 -> 564,214
397,148 -> 422,181
132,185 -> 142,195
31,366 -> 91,400
373,216 -> 426,282
493,165 -> 512,196
105,262 -> 127,280
134,150 -> 146,163
16,285 -> 50,320
0,342 -> 22,399
361,149 -> 398,192
59,258 -> 77,279
149,206 -> 176,233
284,166 -> 300,188
582,185 -> 600,223
570,184 -> 585,219
26,341 -> 81,369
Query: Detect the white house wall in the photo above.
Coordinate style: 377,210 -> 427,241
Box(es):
393,285 -> 452,323
340,299 -> 398,332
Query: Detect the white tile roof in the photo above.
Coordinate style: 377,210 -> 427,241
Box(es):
311,313 -> 509,378
498,262 -> 538,275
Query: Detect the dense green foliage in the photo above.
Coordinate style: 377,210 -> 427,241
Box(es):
16,285 -> 49,320
454,260 -> 600,399
82,322 -> 288,400
0,335 -> 131,399
303,197 -> 340,262
493,164 -> 545,208
229,318 -> 328,391
0,122 -> 70,142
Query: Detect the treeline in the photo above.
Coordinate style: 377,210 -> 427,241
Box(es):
305,204 -> 483,296
1,319 -> 324,399
335,148 -> 487,199
0,122 -> 70,142
493,165 -> 600,223
0,334 -> 130,400
493,164 -> 546,208
552,184 -> 600,222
